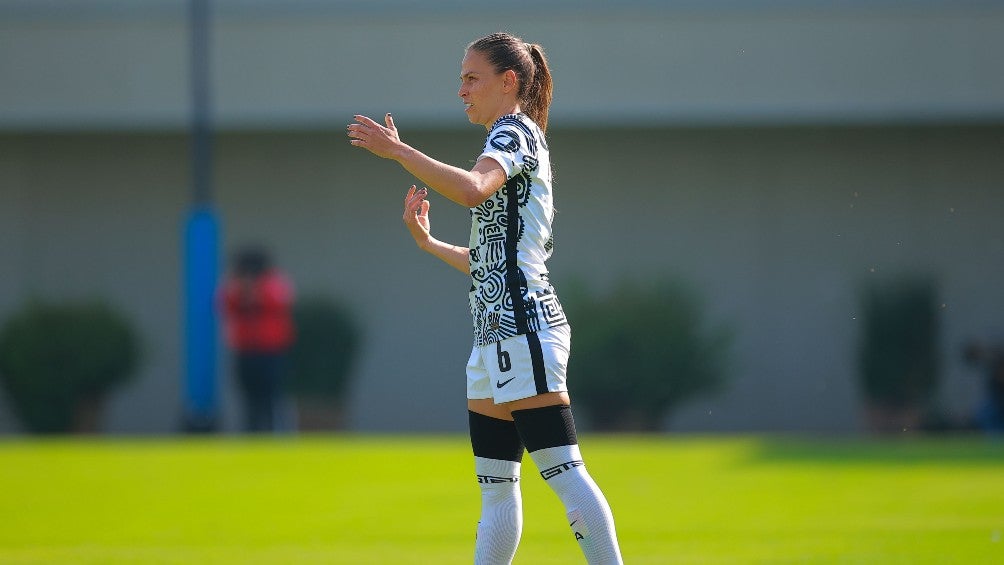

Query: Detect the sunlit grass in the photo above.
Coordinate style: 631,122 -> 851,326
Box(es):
1,435 -> 1001,564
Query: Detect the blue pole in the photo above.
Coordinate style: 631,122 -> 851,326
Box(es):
182,0 -> 220,432
183,208 -> 219,431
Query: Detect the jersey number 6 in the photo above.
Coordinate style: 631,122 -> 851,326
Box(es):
496,341 -> 512,373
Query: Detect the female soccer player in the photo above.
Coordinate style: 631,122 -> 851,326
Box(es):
348,32 -> 624,565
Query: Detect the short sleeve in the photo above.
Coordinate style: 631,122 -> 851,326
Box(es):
478,124 -> 528,179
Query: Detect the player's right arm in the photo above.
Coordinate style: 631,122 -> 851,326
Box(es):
349,114 -> 505,208
402,185 -> 470,275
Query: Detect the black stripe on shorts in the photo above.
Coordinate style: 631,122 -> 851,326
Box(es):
525,331 -> 548,395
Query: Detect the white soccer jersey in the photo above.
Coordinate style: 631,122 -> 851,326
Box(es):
468,113 -> 568,346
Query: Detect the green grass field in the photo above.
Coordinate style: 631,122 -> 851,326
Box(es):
1,435 -> 1001,564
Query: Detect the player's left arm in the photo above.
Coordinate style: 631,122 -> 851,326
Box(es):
348,113 -> 506,208
402,185 -> 471,274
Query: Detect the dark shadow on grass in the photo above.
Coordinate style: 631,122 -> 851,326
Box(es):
747,436 -> 1004,467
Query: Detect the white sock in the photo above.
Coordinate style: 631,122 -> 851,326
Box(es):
474,456 -> 523,565
528,445 -> 624,565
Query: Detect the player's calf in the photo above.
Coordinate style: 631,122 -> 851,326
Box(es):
470,411 -> 525,565
513,404 -> 624,565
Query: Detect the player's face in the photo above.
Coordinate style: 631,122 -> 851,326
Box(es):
459,49 -> 510,129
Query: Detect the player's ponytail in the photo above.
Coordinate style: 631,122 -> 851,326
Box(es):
468,33 -> 553,133
523,43 -> 552,134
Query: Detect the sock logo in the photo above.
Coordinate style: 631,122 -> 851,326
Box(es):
571,519 -> 584,539
540,460 -> 584,480
477,474 -> 520,484
570,517 -> 586,537
568,510 -> 588,541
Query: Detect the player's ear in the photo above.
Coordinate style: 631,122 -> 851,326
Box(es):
502,69 -> 518,93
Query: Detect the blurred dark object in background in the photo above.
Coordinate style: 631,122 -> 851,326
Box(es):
858,275 -> 940,434
563,277 -> 733,432
0,300 -> 140,433
288,295 -> 362,431
963,340 -> 1004,434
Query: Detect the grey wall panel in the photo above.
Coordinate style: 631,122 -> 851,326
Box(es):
1,125 -> 1000,433
2,1 -> 1002,130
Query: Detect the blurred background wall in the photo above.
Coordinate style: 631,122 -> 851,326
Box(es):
1,0 -> 1002,434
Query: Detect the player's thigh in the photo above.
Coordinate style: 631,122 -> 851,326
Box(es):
468,397 -> 513,421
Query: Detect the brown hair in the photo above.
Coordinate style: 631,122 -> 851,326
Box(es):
468,32 -> 553,133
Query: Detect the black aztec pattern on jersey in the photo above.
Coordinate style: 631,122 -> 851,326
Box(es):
469,114 -> 567,345
471,118 -> 532,345
471,170 -> 538,344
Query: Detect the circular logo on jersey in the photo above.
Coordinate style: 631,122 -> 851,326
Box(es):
490,130 -> 520,153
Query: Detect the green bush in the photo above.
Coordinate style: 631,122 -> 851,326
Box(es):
858,275 -> 940,410
563,278 -> 732,431
288,295 -> 361,399
0,300 -> 139,433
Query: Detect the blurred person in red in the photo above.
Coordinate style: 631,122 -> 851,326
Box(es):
220,246 -> 295,433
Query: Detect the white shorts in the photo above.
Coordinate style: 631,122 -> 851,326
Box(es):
467,324 -> 571,404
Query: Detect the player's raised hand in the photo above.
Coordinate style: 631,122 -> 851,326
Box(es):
402,185 -> 432,247
347,113 -> 402,160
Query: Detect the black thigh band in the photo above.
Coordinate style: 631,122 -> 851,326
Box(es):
469,410 -> 525,462
511,404 -> 578,453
